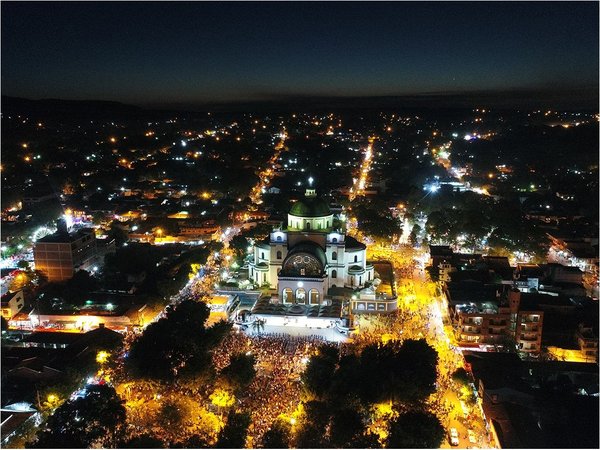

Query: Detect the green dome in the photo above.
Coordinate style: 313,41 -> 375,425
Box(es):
289,197 -> 331,217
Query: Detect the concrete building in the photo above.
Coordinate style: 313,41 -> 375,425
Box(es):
1,291 -> 25,320
452,288 -> 544,354
575,323 -> 599,363
33,222 -> 98,282
507,289 -> 545,354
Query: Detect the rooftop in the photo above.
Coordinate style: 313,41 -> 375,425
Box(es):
36,228 -> 95,244
289,196 -> 332,218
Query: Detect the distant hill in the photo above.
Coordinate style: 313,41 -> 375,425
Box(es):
1,96 -> 143,119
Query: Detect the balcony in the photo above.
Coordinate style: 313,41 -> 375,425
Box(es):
462,318 -> 483,326
520,334 -> 538,342
487,328 -> 504,335
578,339 -> 599,349
461,327 -> 481,335
521,316 -> 540,324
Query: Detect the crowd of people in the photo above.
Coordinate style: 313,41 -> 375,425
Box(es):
212,331 -> 331,445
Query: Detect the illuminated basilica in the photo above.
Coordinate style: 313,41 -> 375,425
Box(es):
248,188 -> 375,306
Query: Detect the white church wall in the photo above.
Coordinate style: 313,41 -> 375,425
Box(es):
278,278 -> 327,305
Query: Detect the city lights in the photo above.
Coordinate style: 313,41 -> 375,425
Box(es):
2,5 -> 597,448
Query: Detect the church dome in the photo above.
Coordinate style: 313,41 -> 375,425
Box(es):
289,197 -> 331,218
280,241 -> 327,277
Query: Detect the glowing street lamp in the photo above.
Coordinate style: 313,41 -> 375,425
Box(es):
96,350 -> 110,364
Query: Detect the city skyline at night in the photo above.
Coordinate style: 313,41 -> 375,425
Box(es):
1,2 -> 598,449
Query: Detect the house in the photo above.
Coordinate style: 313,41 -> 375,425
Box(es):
1,291 -> 25,320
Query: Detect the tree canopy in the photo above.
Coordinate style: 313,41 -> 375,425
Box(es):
28,384 -> 126,449
219,352 -> 257,393
261,418 -> 291,449
215,411 -> 251,449
126,300 -> 230,380
386,410 -> 446,449
304,340 -> 438,406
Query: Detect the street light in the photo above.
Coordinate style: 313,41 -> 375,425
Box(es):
96,350 -> 110,364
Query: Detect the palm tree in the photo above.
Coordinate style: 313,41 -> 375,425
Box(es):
252,319 -> 263,335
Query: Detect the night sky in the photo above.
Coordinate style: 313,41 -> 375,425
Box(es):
2,2 -> 598,106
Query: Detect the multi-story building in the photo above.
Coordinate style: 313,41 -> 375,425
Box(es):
575,323 -> 599,363
1,290 -> 25,320
455,303 -> 510,347
507,289 -> 544,354
34,221 -> 98,281
454,289 -> 544,354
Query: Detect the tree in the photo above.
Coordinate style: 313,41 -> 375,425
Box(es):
126,300 -> 227,380
329,408 -> 365,448
349,430 -> 381,449
451,367 -> 470,386
251,318 -> 265,334
172,435 -> 211,448
28,384 -> 126,448
220,353 -> 256,392
107,221 -> 129,246
121,434 -> 165,448
210,389 -> 236,419
17,260 -> 30,270
158,399 -> 187,429
229,235 -> 250,261
356,339 -> 438,405
262,418 -> 291,449
386,411 -> 445,449
215,411 -> 251,449
294,401 -> 330,449
301,345 -> 339,399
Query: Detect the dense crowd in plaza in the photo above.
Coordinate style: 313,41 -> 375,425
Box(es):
213,331 -> 334,444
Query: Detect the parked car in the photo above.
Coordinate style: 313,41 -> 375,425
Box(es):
468,429 -> 477,444
449,428 -> 459,446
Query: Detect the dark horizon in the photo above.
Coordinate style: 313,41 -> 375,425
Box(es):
2,2 -> 598,108
4,84 -> 599,114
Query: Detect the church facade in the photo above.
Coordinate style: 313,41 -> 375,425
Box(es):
248,189 -> 375,305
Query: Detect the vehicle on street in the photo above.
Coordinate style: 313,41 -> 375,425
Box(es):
468,429 -> 477,444
460,400 -> 469,418
449,427 -> 459,446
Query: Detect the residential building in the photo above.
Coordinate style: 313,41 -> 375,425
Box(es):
575,323 -> 599,363
452,288 -> 544,354
508,289 -> 545,354
1,291 -> 24,320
